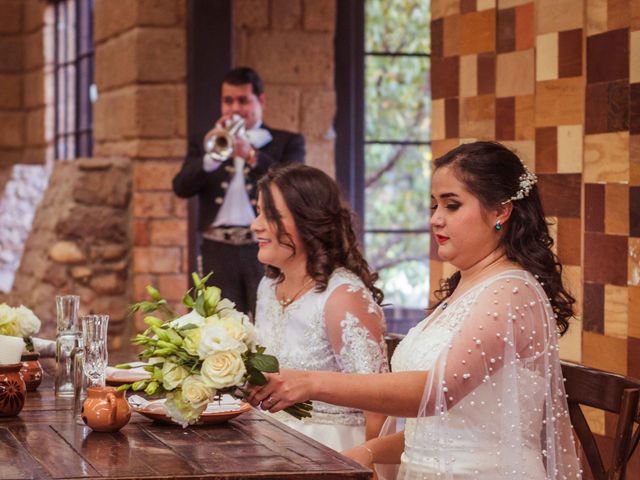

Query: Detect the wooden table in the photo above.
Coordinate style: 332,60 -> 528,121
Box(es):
0,371 -> 371,479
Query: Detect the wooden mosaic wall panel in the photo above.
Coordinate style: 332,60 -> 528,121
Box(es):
431,1 -> 639,474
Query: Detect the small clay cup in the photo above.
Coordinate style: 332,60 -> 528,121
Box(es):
0,363 -> 27,416
20,351 -> 43,391
81,386 -> 131,432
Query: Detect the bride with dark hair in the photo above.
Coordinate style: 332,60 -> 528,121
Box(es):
248,142 -> 582,479
250,163 -> 388,452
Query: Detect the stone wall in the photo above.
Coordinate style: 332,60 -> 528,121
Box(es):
430,0 -> 639,475
234,0 -> 336,176
8,157 -> 132,349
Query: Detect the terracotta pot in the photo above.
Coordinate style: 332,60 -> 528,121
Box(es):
81,386 -> 131,432
20,351 -> 43,391
0,363 -> 26,417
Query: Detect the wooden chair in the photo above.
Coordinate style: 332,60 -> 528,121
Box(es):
384,333 -> 404,369
561,361 -> 640,480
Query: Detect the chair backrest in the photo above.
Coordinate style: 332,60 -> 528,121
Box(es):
384,333 -> 404,370
561,361 -> 640,480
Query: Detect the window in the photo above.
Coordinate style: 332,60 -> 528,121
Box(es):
336,0 -> 431,333
52,0 -> 95,160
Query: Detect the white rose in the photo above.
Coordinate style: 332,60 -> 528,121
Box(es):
203,314 -> 221,325
201,350 -> 246,389
215,298 -> 236,314
14,305 -> 41,337
181,375 -> 215,408
161,361 -> 190,390
197,324 -> 247,359
182,327 -> 202,356
0,304 -> 19,336
218,316 -> 257,350
169,309 -> 205,329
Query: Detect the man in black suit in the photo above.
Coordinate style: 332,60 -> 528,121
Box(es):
173,67 -> 305,316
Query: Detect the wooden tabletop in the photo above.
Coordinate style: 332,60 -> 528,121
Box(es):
0,369 -> 371,479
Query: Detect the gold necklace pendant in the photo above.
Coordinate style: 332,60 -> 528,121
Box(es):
278,277 -> 314,311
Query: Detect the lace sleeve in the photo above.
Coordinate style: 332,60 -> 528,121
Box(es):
407,273 -> 581,479
323,283 -> 389,374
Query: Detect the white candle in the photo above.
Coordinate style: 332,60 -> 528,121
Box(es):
0,335 -> 25,364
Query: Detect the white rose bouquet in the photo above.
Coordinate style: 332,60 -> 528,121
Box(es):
116,272 -> 312,427
0,303 -> 41,352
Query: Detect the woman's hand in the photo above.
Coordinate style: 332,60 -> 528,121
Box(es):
245,369 -> 315,413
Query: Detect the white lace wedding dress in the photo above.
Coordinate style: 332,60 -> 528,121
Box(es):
386,270 -> 581,480
255,268 -> 388,451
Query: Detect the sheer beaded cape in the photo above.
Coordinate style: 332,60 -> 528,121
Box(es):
255,268 -> 388,427
385,270 -> 581,480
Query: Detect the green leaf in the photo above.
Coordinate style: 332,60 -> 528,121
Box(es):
194,292 -> 206,317
248,370 -> 267,386
181,290 -> 195,308
248,354 -> 279,373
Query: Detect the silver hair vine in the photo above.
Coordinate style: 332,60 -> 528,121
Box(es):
502,161 -> 537,204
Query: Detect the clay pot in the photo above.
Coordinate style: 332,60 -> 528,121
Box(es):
0,363 -> 26,417
81,386 -> 131,432
20,351 -> 43,391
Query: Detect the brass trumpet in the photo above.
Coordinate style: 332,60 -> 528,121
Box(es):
203,114 -> 246,162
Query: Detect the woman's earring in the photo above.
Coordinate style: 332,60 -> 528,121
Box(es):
495,221 -> 502,231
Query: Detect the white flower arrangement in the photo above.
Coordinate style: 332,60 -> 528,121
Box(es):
0,303 -> 41,351
117,272 -> 311,427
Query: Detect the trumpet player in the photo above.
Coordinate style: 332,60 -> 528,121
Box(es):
173,67 -> 305,316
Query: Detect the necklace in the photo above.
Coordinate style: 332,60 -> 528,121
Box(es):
278,277 -> 315,310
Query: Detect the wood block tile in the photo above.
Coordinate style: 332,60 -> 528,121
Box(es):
535,127 -> 557,172
633,0 -> 640,31
558,28 -> 582,78
604,284 -> 628,339
583,330 -> 628,375
536,33 -> 559,81
629,286 -> 640,337
535,78 -> 584,127
583,282 -> 604,334
557,125 -> 583,173
461,0 -> 477,14
584,232 -> 628,286
515,95 -> 535,140
608,80 -> 630,132
631,32 -> 640,82
557,216 -> 581,265
537,173 -> 581,217
631,135 -> 640,185
477,52 -> 496,94
558,315 -> 582,363
498,0 -> 531,8
445,97 -> 459,138
496,96 -> 515,140
631,83 -> 640,135
460,10 -> 496,54
585,183 -> 605,232
586,82 -> 611,134
432,0 -> 461,20
431,99 -> 446,141
632,186 -> 640,237
477,0 -> 496,11
587,28 -> 629,84
502,140 -> 534,168
604,183 -> 629,235
586,0 -> 608,36
628,336 -> 640,380
496,49 -> 535,97
607,0 -> 630,30
459,94 -> 496,138
515,3 -> 535,50
432,56 -> 460,99
432,18 -> 444,57
584,131 -> 629,183
581,405 -> 606,436
536,0 -> 583,35
443,14 -> 461,57
630,237 -> 640,286
563,265 -> 583,317
431,139 -> 461,158
459,54 -> 478,97
497,7 -> 516,53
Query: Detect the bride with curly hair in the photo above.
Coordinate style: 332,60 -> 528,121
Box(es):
250,163 -> 389,452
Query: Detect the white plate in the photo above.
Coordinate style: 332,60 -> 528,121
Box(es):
106,362 -> 151,385
128,395 -> 251,425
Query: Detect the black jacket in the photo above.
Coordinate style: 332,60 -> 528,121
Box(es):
173,125 -> 305,231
